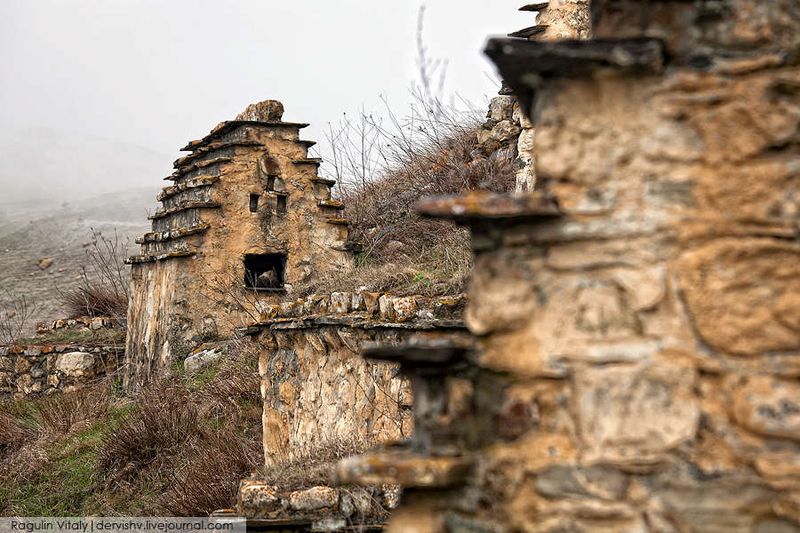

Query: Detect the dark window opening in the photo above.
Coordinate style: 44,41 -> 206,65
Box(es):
266,176 -> 277,191
249,193 -> 260,213
244,253 -> 286,291
277,195 -> 287,214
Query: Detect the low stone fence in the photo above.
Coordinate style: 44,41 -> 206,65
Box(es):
232,480 -> 399,528
0,343 -> 123,396
36,315 -> 123,335
2,316 -> 125,397
255,292 -> 466,323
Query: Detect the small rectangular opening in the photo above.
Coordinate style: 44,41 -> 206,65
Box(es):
249,193 -> 260,213
266,176 -> 277,191
277,195 -> 287,215
244,253 -> 286,290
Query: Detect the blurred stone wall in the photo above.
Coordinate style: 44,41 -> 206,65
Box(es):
337,1 -> 800,531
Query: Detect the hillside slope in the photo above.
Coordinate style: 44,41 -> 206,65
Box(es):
0,187 -> 158,334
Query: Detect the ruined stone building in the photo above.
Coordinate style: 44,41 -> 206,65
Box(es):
125,101 -> 355,387
479,0 -> 591,193
122,100 -> 470,475
331,0 -> 800,531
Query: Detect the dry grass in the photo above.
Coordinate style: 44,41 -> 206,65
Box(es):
257,436 -> 374,492
0,289 -> 36,344
61,286 -> 128,321
310,93 -> 514,296
58,229 -> 130,320
0,346 -> 263,517
96,383 -> 198,484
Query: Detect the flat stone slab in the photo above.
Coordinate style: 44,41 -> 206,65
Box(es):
336,450 -> 474,489
416,191 -> 561,224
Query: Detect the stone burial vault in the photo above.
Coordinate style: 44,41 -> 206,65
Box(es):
124,100 -> 356,388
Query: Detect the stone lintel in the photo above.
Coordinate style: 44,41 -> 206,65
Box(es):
157,177 -> 219,202
241,316 -> 465,336
164,157 -> 233,181
126,250 -> 195,265
520,2 -> 549,12
293,158 -> 323,167
416,191 -> 561,225
313,177 -> 337,187
173,140 -> 263,169
484,37 -> 665,115
135,223 -> 210,244
325,217 -> 351,226
180,120 -> 310,152
318,199 -> 345,210
509,25 -> 548,39
336,450 -> 474,488
148,201 -> 222,220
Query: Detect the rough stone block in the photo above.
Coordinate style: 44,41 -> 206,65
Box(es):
184,348 -> 223,374
237,480 -> 281,518
575,359 -> 699,467
55,352 -> 96,378
392,297 -> 418,322
378,295 -> 395,321
330,292 -> 351,315
734,375 -> 800,441
677,239 -> 800,356
287,486 -> 339,512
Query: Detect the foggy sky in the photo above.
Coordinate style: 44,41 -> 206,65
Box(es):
0,0 -> 527,199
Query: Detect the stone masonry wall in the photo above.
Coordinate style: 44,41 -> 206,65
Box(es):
335,1 -> 800,531
247,292 -> 466,467
478,1 -> 591,193
1,316 -> 123,396
0,344 -> 122,397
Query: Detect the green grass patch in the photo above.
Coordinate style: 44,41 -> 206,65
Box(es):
16,328 -> 125,346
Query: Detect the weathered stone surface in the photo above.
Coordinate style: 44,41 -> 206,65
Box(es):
237,480 -> 281,518
183,347 -> 223,374
287,486 -> 338,512
329,292 -> 351,315
55,352 -> 96,378
363,2 -> 800,529
734,376 -> 800,441
255,325 -> 469,466
234,99 -> 284,122
337,451 -> 473,488
575,360 -> 700,466
677,239 -> 800,356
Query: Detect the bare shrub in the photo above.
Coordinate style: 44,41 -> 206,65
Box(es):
154,430 -> 261,516
315,91 -> 513,296
97,383 -> 197,484
95,349 -> 262,515
33,386 -> 111,436
60,229 -> 130,320
0,289 -> 36,344
258,436 -> 375,492
0,410 -> 31,453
